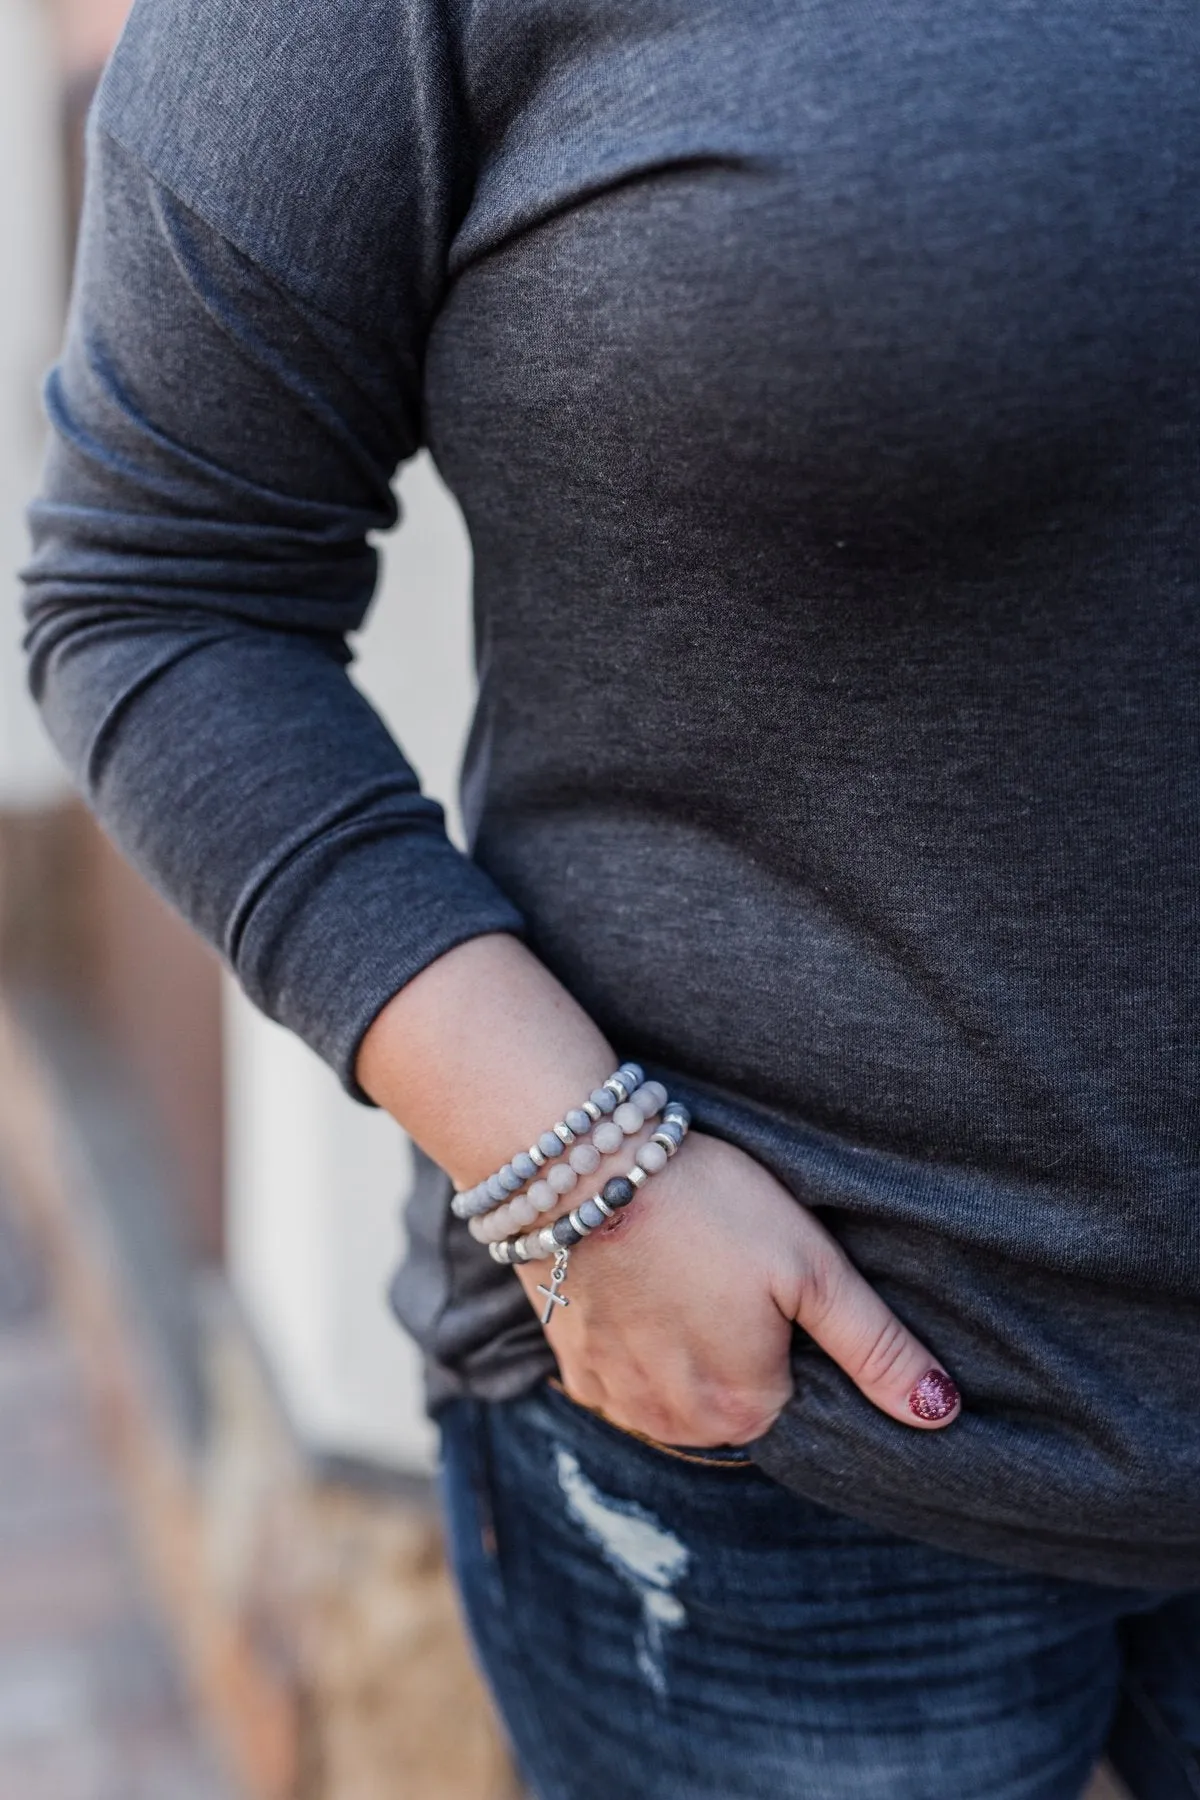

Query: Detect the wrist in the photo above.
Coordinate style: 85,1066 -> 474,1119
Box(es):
354,933 -> 616,1185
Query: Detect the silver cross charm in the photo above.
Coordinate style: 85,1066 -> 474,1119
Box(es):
537,1249 -> 571,1326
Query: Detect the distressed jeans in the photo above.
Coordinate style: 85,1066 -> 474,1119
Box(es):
438,1382 -> 1200,1800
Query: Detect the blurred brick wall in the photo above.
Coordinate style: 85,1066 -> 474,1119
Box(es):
1,0 -> 225,1264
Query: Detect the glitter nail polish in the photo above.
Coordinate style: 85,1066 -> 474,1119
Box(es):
908,1368 -> 960,1421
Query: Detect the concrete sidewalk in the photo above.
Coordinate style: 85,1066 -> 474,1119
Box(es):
0,1180 -> 236,1800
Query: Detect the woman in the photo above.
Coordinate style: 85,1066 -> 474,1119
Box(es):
22,0 -> 1200,1794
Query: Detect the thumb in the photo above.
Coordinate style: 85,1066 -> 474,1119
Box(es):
786,1238 -> 962,1430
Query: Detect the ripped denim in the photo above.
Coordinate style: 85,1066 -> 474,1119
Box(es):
438,1382 -> 1200,1800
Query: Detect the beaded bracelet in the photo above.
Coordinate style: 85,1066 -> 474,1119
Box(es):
468,1077 -> 670,1244
451,1062 -> 656,1221
488,1103 -> 691,1323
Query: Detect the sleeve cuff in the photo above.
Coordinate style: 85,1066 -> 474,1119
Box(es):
234,826 -> 525,1103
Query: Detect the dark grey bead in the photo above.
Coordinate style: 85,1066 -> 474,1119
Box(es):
601,1176 -> 635,1209
565,1108 -> 591,1135
589,1087 -> 617,1114
577,1198 -> 606,1231
512,1151 -> 538,1183
552,1216 -> 583,1248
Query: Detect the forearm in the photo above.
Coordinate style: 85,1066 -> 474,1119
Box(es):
355,933 -> 618,1187
23,129 -> 523,1094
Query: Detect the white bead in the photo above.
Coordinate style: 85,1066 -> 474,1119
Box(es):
636,1140 -> 669,1174
469,1215 -> 490,1242
569,1142 -> 601,1175
509,1193 -> 538,1229
592,1121 -> 623,1155
529,1180 -> 556,1213
548,1163 -> 578,1195
632,1081 -> 667,1118
614,1102 -> 644,1135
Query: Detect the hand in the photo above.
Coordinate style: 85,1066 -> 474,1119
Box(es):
516,1128 -> 961,1447
354,935 -> 960,1446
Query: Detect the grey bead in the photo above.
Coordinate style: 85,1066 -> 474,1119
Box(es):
512,1151 -> 538,1183
663,1103 -> 691,1128
577,1198 -> 606,1231
589,1087 -> 617,1114
486,1172 -> 510,1203
552,1216 -> 583,1248
498,1165 -> 523,1193
618,1063 -> 644,1091
601,1176 -> 635,1208
565,1108 -> 591,1135
657,1119 -> 684,1145
539,1130 -> 564,1158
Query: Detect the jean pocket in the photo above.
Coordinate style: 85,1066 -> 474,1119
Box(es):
544,1376 -> 756,1469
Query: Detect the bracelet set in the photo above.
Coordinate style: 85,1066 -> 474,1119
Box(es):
453,1060 -> 691,1325
452,1063 -> 656,1220
467,1073 -> 672,1244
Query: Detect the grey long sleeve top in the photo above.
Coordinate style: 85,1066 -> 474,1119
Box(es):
22,0 -> 1200,1587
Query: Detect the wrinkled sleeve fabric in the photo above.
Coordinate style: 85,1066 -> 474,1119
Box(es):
22,0 -> 524,1100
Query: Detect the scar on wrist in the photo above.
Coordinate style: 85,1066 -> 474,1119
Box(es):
599,1211 -> 631,1237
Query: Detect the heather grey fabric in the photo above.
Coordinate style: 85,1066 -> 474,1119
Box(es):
22,0 -> 1200,1585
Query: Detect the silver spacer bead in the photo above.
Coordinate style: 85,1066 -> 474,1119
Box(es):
582,1099 -> 603,1122
568,1208 -> 587,1236
537,1227 -> 557,1257
651,1132 -> 679,1157
604,1076 -> 630,1104
627,1164 -> 649,1188
553,1121 -> 576,1146
529,1144 -> 547,1168
593,1195 -> 614,1218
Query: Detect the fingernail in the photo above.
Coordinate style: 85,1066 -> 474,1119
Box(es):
908,1369 -> 961,1422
